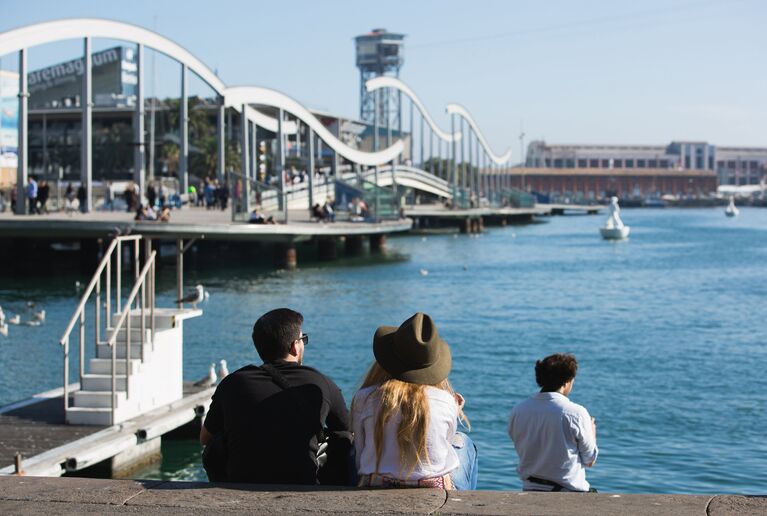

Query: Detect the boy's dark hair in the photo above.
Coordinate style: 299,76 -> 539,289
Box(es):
252,308 -> 304,362
535,353 -> 578,392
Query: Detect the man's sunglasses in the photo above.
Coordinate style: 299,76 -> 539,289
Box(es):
298,333 -> 309,345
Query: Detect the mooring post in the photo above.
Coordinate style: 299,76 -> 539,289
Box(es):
275,243 -> 297,270
14,453 -> 24,475
176,239 -> 183,309
369,234 -> 386,253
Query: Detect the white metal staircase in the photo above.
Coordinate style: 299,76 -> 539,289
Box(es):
59,235 -> 201,426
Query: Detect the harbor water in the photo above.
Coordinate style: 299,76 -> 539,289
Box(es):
1,208 -> 765,493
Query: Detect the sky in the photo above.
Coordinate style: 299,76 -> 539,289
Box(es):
1,0 -> 765,158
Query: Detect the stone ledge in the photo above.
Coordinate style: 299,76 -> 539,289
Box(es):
0,476 -> 764,515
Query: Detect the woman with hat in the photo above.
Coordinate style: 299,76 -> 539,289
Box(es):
351,313 -> 478,490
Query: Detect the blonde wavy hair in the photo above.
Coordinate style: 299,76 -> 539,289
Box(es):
353,361 -> 470,476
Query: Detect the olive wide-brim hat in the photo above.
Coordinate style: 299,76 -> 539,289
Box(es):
373,312 -> 452,385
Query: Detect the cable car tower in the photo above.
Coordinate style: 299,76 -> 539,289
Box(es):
355,28 -> 405,130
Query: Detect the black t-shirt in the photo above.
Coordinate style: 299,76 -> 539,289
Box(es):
203,360 -> 352,485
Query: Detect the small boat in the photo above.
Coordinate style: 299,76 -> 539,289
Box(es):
725,196 -> 739,217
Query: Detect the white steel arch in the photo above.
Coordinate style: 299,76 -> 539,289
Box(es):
225,86 -> 404,166
0,18 -> 226,94
365,76 -> 460,142
446,103 -> 512,165
0,19 -> 299,136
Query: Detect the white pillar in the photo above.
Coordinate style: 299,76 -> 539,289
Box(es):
133,44 -> 145,196
217,99 -> 225,183
179,64 -> 188,195
15,49 -> 28,215
241,105 -> 250,214
81,38 -> 93,213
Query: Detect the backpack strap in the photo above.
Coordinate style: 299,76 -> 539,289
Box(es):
260,363 -> 292,390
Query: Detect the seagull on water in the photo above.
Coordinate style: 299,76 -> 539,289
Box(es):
419,268 -> 429,276
176,285 -> 206,308
7,315 -> 20,325
217,359 -> 229,381
33,309 -> 45,323
194,363 -> 217,387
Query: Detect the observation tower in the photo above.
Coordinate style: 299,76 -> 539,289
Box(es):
354,28 -> 405,129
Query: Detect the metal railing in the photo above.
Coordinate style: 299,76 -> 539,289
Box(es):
105,249 -> 157,425
334,177 -> 399,221
59,234 -> 156,424
229,171 -> 286,223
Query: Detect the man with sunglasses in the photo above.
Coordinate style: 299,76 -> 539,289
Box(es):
201,308 -> 352,485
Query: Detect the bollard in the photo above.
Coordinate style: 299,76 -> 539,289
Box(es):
14,452 -> 24,476
275,244 -> 297,270
369,234 -> 386,253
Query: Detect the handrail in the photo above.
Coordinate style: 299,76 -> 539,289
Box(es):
107,251 -> 157,347
106,250 -> 157,425
58,233 -> 145,420
58,234 -> 141,346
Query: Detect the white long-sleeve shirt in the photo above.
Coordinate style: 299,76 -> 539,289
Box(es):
508,392 -> 598,492
352,385 -> 459,480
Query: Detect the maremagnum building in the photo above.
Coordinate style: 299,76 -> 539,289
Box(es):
517,141 -> 767,201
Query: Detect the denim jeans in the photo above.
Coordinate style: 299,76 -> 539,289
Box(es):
450,431 -> 478,490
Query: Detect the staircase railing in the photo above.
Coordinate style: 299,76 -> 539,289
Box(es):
59,235 -> 155,422
105,249 -> 157,425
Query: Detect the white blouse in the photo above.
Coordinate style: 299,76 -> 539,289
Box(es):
352,385 -> 460,479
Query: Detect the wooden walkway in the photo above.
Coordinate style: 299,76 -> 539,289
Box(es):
0,207 -> 412,242
0,387 -> 97,471
404,205 -> 551,218
0,382 -> 213,477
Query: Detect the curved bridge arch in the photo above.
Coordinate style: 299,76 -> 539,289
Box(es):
446,103 -> 512,165
225,86 -> 404,166
0,18 -> 226,94
365,76 -> 460,142
0,18 -> 297,134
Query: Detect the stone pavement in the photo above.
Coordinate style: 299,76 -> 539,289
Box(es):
0,476 -> 764,515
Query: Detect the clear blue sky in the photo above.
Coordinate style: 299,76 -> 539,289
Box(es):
1,0 -> 765,156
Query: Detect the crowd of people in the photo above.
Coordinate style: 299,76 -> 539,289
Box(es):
201,309 -> 598,492
0,176 -> 54,214
200,177 -> 230,210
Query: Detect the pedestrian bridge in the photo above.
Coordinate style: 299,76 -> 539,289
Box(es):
1,18 -> 521,220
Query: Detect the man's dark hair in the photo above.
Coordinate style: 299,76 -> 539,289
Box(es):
535,353 -> 578,392
252,308 -> 304,362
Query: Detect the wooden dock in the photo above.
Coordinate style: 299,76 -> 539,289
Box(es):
0,382 -> 214,477
404,204 -> 550,234
543,203 -> 603,215
0,207 -> 413,270
0,207 -> 412,242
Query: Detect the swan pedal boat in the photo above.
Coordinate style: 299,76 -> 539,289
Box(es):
600,226 -> 631,240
